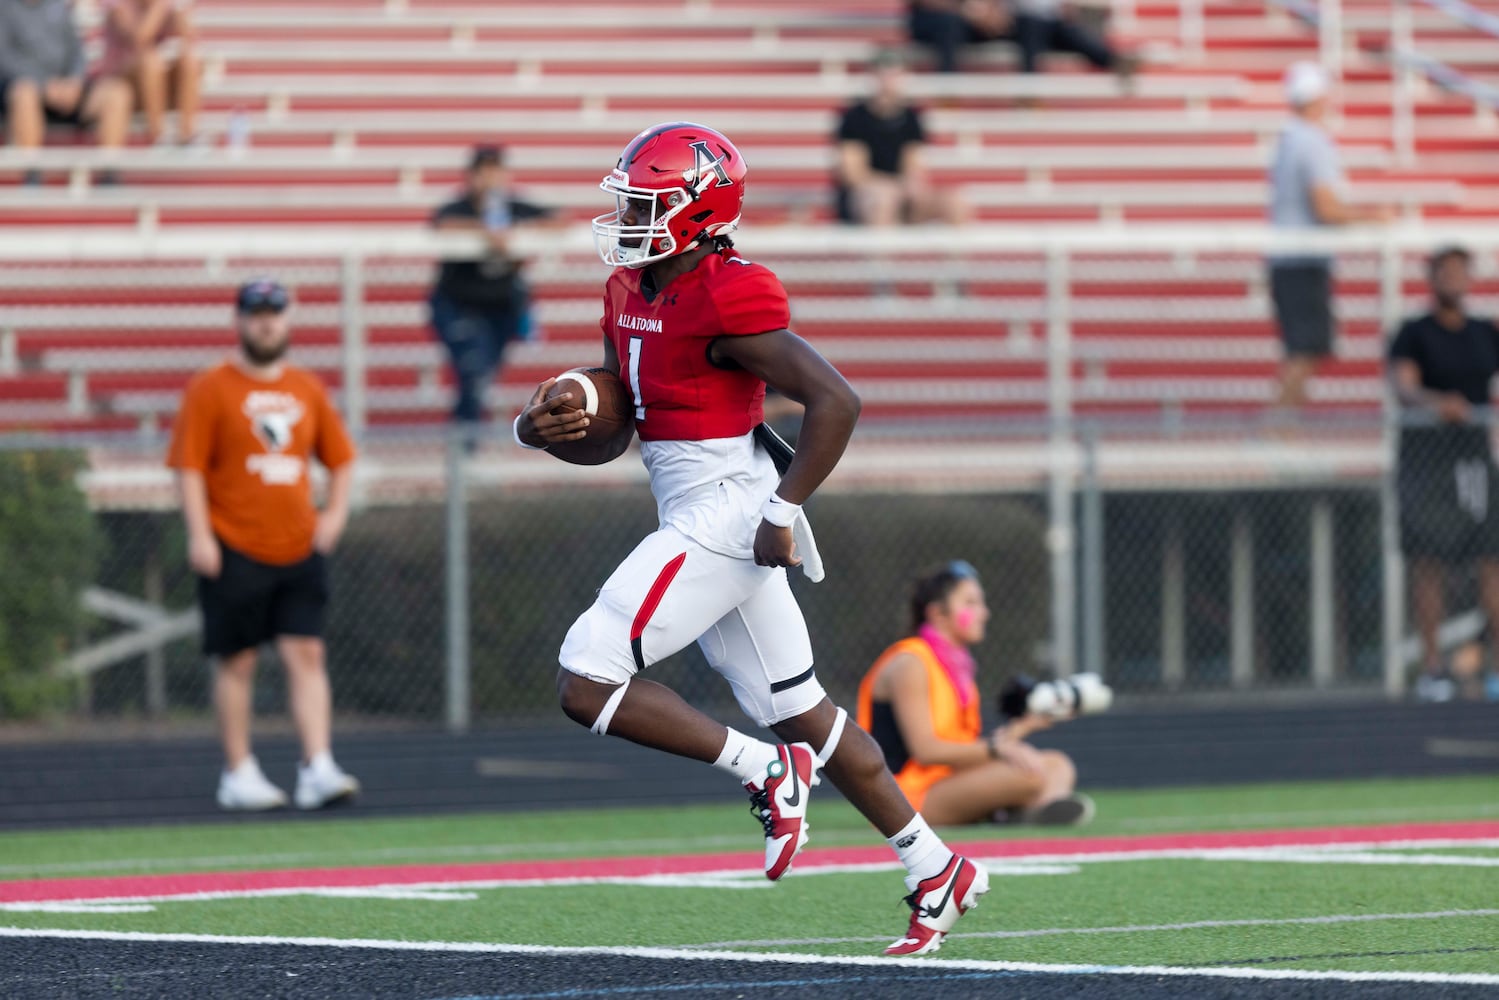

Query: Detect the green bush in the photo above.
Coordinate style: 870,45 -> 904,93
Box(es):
0,450 -> 98,717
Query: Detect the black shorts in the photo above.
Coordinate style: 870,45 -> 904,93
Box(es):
0,77 -> 94,127
1269,262 -> 1334,358
1399,431 -> 1499,561
198,544 -> 329,658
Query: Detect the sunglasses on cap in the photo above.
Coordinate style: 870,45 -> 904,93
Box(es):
236,280 -> 290,313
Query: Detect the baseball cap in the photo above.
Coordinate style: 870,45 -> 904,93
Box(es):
469,144 -> 505,169
235,278 -> 290,314
1284,61 -> 1329,107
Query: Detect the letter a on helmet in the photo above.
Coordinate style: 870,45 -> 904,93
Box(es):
593,123 -> 748,269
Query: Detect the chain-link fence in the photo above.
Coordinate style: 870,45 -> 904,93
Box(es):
2,226 -> 1497,730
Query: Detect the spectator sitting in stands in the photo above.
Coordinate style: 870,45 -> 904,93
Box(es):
0,0 -> 132,183
100,0 -> 201,147
835,50 -> 966,227
907,0 -> 1011,74
1009,0 -> 1133,84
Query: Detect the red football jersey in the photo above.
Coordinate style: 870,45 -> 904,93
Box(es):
602,249 -> 790,442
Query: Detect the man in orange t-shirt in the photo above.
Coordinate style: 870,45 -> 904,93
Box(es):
167,278 -> 360,812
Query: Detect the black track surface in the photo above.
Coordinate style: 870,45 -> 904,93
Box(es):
1,700 -> 1495,829
4,939 -> 1498,1000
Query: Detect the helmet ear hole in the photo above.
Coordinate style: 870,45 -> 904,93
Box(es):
688,209 -> 713,223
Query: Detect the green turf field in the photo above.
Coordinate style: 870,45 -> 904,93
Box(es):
2,775 -> 1497,979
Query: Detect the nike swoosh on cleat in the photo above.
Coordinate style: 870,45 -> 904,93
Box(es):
922,859 -> 965,918
781,753 -> 802,808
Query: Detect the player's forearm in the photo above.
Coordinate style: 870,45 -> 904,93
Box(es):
774,386 -> 860,505
177,471 -> 213,542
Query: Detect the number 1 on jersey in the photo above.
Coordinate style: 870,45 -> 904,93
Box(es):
627,336 -> 646,421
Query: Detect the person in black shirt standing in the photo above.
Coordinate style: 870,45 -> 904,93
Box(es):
834,51 -> 966,228
1389,245 -> 1499,702
430,145 -> 552,424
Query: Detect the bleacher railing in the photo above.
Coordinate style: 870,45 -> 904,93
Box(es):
2,223 -> 1497,727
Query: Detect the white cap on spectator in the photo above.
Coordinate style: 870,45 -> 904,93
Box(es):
1284,61 -> 1330,107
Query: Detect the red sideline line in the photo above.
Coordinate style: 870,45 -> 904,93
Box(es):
3,820 -> 1497,905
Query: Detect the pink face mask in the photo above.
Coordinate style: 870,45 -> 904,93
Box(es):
953,606 -> 978,633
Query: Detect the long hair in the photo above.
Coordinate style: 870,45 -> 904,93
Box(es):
907,560 -> 980,635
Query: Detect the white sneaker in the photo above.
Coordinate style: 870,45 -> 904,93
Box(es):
216,756 -> 288,811
295,753 -> 361,810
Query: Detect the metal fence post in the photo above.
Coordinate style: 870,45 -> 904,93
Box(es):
1391,0 -> 1416,167
1045,245 -> 1077,678
445,425 -> 472,733
1181,0 -> 1205,62
339,253 -> 368,440
1161,518 -> 1186,690
1309,498 -> 1337,687
1379,239 -> 1408,698
1318,0 -> 1343,95
1229,507 -> 1256,688
1080,424 -> 1105,677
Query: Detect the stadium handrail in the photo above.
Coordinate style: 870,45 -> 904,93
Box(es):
0,222 -> 1493,260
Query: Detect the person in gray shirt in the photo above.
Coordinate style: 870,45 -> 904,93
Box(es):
0,0 -> 132,178
1266,61 -> 1390,411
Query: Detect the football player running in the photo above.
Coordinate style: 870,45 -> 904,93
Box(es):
513,123 -> 987,955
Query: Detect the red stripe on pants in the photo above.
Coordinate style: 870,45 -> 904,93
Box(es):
631,551 -> 688,644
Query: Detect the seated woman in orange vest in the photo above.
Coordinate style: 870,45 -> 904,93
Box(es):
857,561 -> 1093,826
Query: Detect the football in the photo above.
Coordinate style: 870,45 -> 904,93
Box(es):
542,367 -> 636,466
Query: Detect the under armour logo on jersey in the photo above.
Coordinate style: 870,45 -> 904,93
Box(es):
664,293 -> 678,306
687,140 -> 732,189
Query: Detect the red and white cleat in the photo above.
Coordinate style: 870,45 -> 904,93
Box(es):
885,854 -> 990,956
744,742 -> 821,881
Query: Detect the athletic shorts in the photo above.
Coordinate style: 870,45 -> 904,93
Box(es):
1269,262 -> 1334,358
0,76 -> 93,127
559,526 -> 822,728
1399,430 -> 1499,562
197,543 -> 329,658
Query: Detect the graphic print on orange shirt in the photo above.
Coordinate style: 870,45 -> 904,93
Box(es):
167,363 -> 355,566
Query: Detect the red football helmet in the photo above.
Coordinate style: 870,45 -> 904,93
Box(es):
593,122 -> 747,268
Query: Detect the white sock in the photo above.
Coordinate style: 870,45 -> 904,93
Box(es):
304,750 -> 333,772
887,814 -> 952,885
711,728 -> 778,785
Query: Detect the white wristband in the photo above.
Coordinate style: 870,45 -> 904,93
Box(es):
512,412 -> 544,450
760,493 -> 801,528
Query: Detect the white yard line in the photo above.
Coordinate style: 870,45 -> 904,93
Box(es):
688,907 -> 1499,949
2,927 -> 1498,987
